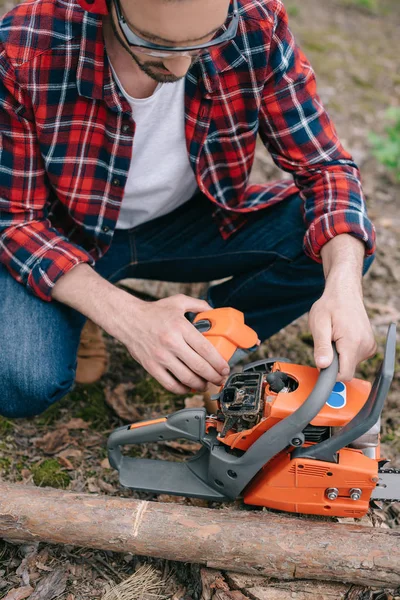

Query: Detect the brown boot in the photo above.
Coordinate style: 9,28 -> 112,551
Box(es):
75,319 -> 109,384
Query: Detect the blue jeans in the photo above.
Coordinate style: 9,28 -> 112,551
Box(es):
0,192 -> 374,418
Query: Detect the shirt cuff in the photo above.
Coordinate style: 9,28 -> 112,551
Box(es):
26,241 -> 95,302
304,210 -> 377,263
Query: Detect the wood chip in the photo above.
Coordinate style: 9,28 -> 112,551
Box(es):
2,586 -> 34,600
104,384 -> 142,422
35,428 -> 71,455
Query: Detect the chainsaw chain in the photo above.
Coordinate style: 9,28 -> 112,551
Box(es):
374,468 -> 400,503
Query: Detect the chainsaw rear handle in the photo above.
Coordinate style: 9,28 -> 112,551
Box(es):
108,408 -> 207,471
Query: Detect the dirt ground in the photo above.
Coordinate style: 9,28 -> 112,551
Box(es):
0,0 -> 399,598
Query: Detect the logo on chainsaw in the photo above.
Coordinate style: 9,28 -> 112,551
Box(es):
326,382 -> 347,409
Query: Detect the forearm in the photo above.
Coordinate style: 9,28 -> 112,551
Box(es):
51,263 -> 144,342
320,234 -> 365,295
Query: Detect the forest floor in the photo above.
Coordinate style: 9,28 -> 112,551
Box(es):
0,0 -> 399,598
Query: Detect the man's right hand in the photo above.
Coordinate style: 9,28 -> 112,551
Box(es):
52,264 -> 230,394
114,294 -> 230,394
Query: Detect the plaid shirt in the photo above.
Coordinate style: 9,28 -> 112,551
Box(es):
0,0 -> 375,302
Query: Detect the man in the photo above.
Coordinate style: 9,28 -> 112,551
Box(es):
0,0 -> 377,419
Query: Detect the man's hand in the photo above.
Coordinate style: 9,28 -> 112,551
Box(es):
114,294 -> 230,395
309,234 -> 377,381
52,265 -> 229,394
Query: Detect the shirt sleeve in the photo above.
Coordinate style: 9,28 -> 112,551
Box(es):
0,44 -> 95,302
258,0 -> 376,262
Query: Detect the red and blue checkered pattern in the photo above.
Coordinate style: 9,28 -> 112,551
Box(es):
0,0 -> 376,301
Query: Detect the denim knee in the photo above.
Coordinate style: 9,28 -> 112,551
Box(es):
0,364 -> 75,419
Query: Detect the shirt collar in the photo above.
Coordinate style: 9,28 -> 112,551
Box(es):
76,10 -> 248,103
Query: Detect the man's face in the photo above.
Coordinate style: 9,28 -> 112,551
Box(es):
106,0 -> 231,83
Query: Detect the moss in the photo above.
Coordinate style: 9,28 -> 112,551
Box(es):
72,385 -> 113,429
0,417 -> 14,435
35,397 -> 68,426
300,332 -> 314,348
31,459 -> 70,489
0,457 -> 11,474
133,377 -> 186,411
381,433 -> 395,443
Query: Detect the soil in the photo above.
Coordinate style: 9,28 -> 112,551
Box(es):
0,0 -> 399,599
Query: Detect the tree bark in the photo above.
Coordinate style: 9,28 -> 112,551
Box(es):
0,482 -> 399,587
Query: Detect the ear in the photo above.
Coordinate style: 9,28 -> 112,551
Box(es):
77,0 -> 109,16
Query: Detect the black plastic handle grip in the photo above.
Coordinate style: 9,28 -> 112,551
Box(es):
108,408 -> 207,471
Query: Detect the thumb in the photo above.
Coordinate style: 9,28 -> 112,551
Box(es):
312,320 -> 334,370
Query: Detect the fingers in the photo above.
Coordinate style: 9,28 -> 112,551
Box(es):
183,325 -> 230,378
336,335 -> 377,382
176,342 -> 227,387
165,356 -> 209,392
309,310 -> 334,370
148,362 -> 191,395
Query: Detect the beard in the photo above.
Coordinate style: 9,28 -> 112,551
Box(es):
108,14 -> 199,83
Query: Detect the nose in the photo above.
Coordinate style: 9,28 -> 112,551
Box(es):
162,55 -> 193,78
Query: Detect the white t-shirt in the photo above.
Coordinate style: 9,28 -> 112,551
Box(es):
109,61 -> 199,229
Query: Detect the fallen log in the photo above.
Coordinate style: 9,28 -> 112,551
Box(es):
0,482 -> 399,587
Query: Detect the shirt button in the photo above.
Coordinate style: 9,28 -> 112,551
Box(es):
112,177 -> 121,186
102,225 -> 110,233
122,124 -> 130,133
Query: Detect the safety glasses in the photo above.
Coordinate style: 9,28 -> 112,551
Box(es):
112,0 -> 239,58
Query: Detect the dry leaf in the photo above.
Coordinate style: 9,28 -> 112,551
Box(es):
29,570 -> 68,600
211,576 -> 230,592
57,448 -> 82,460
3,586 -> 34,600
184,394 -> 205,408
66,595 -> 75,600
35,563 -> 53,572
64,418 -> 90,430
21,469 -> 32,479
35,428 -> 71,455
56,455 -> 75,470
104,383 -> 142,422
164,440 -> 202,453
101,458 -> 111,469
87,478 -> 100,493
97,479 -> 117,494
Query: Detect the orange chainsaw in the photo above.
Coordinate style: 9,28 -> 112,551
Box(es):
107,308 -> 398,518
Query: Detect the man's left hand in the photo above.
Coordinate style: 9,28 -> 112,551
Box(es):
309,286 -> 377,381
309,234 -> 377,381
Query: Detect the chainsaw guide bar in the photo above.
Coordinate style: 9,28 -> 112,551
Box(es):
107,308 -> 398,518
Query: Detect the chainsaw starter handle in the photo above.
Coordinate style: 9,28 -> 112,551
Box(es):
193,307 -> 259,363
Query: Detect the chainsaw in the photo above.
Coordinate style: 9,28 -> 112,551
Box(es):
107,308 -> 399,518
